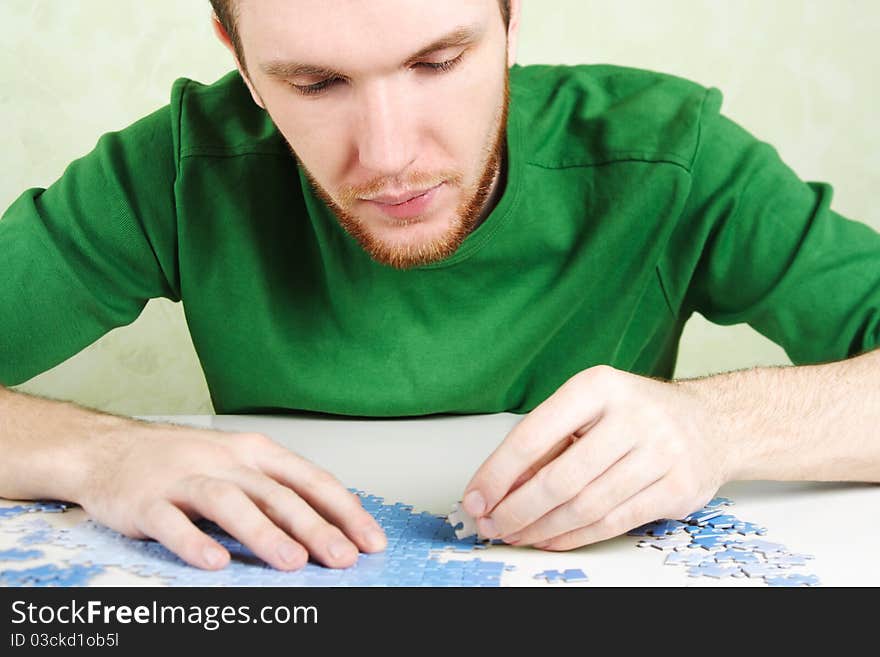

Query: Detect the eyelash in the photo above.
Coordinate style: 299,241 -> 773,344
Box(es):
418,53 -> 464,73
290,53 -> 464,97
293,78 -> 339,96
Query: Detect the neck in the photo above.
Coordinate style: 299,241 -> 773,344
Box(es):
473,145 -> 508,232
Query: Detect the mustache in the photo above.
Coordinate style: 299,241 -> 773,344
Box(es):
337,170 -> 463,208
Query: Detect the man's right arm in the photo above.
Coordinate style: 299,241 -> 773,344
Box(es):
0,384 -> 387,570
1,84 -> 386,571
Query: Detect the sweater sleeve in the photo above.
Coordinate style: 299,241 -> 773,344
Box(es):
660,88 -> 880,365
0,94 -> 182,386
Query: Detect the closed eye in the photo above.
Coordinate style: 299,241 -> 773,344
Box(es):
289,53 -> 465,97
413,53 -> 464,73
290,77 -> 344,96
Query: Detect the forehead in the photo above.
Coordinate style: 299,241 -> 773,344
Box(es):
238,0 -> 496,71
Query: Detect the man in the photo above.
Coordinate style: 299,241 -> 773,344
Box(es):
1,0 -> 878,572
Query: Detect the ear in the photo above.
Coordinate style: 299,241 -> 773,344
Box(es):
211,14 -> 266,110
505,0 -> 522,68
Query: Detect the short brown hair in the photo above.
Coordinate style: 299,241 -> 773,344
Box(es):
211,0 -> 512,68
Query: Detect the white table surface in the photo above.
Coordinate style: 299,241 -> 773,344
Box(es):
2,413 -> 878,586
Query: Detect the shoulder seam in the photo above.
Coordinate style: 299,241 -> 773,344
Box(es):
174,78 -> 190,168
654,265 -> 677,317
525,153 -> 693,173
179,147 -> 290,160
690,87 -> 715,170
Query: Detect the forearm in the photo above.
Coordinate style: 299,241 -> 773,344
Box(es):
0,385 -> 142,503
677,348 -> 880,482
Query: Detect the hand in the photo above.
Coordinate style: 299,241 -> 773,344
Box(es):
76,423 -> 386,570
460,365 -> 732,550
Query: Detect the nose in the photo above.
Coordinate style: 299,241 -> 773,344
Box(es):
355,79 -> 417,176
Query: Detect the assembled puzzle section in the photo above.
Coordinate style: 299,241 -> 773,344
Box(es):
0,492 -> 511,587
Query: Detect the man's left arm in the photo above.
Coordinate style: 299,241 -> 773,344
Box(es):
679,347 -> 880,482
459,87 -> 880,550
459,349 -> 879,550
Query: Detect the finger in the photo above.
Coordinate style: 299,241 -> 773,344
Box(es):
228,467 -> 360,569
481,421 -> 636,539
462,369 -> 608,518
506,447 -> 668,546
135,501 -> 231,571
255,448 -> 387,554
178,476 -> 310,571
534,473 -> 673,551
508,433 -> 576,494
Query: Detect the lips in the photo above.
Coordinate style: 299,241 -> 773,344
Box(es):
365,184 -> 442,206
361,183 -> 445,220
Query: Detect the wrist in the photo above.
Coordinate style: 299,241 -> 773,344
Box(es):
675,373 -> 754,483
62,410 -> 138,506
0,390 -> 138,504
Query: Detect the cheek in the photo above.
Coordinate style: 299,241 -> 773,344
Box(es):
263,92 -> 354,185
420,70 -> 506,172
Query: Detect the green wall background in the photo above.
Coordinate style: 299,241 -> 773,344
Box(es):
3,1 -> 878,414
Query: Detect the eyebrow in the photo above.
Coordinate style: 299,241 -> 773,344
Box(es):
260,24 -> 483,80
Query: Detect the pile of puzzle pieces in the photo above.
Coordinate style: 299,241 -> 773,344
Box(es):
628,497 -> 820,587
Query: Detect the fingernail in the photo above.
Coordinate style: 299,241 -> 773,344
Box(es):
329,539 -> 355,561
464,491 -> 486,516
363,528 -> 386,552
278,542 -> 302,565
478,517 -> 498,538
534,540 -> 551,549
504,534 -> 521,545
203,545 -> 226,568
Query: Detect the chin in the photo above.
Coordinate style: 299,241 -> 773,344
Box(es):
355,212 -> 467,269
365,209 -> 455,241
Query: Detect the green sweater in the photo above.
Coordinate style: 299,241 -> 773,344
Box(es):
2,64 -> 879,416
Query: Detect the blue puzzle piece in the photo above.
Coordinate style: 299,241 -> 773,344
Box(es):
0,563 -> 103,587
0,501 -> 70,519
627,521 -> 663,537
28,501 -> 70,514
732,521 -> 768,536
690,535 -> 728,550
705,497 -> 734,508
687,563 -> 742,579
712,549 -> 748,564
0,548 -> 44,561
704,514 -> 738,529
16,520 -> 54,546
533,569 -> 588,583
737,540 -> 787,556
561,569 -> 589,583
740,563 -> 785,579
645,520 -> 688,536
665,551 -> 714,567
727,551 -> 760,565
767,553 -> 814,568
533,569 -> 564,582
685,525 -> 729,536
765,574 -> 820,587
684,509 -> 724,525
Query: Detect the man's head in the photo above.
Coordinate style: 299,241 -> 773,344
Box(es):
212,1 -> 521,269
